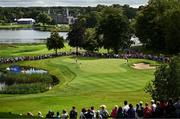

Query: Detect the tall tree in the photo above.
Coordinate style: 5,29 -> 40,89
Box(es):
122,4 -> 138,19
163,8 -> 180,54
135,4 -> 165,50
85,11 -> 102,28
135,0 -> 180,53
67,18 -> 86,54
83,28 -> 99,52
46,31 -> 64,55
37,12 -> 52,25
145,56 -> 180,100
97,7 -> 132,53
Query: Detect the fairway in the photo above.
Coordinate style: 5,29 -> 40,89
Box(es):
0,56 -> 157,115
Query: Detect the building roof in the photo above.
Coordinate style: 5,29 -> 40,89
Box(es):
17,18 -> 35,22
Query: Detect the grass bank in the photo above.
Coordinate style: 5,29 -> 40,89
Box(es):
0,23 -> 70,32
0,43 -> 72,58
0,24 -> 32,29
34,24 -> 70,32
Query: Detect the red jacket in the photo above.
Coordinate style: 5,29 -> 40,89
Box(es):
111,108 -> 118,118
144,106 -> 152,118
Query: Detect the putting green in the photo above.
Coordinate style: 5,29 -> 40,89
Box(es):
0,56 -> 157,115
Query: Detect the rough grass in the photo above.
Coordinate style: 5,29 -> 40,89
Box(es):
0,56 -> 157,116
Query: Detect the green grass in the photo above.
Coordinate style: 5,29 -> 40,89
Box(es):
0,43 -> 72,57
0,56 -> 158,117
0,23 -> 69,32
0,24 -> 32,29
0,43 -> 110,58
34,24 -> 70,32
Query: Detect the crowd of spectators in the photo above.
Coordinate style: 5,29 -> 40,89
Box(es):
0,50 -> 170,64
25,98 -> 180,119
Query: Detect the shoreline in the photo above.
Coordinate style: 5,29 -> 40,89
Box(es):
0,24 -> 70,32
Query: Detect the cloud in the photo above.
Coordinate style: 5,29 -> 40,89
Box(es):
0,0 -> 148,7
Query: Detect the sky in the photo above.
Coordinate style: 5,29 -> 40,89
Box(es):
0,0 -> 149,8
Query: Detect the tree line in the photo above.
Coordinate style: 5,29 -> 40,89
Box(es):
47,0 -> 180,55
135,0 -> 180,54
47,5 -> 134,54
0,5 -> 137,24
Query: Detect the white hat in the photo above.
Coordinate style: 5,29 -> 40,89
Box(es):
151,100 -> 155,103
100,104 -> 107,108
115,105 -> 118,108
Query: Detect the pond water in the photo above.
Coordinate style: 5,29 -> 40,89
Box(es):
0,29 -> 68,43
7,65 -> 48,74
0,29 -> 141,45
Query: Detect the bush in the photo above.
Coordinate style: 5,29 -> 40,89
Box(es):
0,66 -> 60,94
0,83 -> 49,94
145,56 -> 180,100
0,73 -> 54,85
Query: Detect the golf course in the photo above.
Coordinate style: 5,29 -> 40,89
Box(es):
0,0 -> 179,118
0,44 -> 158,115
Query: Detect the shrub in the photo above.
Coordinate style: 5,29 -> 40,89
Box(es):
145,56 -> 180,100
0,72 -> 53,85
0,83 -> 49,94
0,66 -> 60,94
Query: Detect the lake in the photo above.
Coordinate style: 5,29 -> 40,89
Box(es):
0,29 -> 141,45
0,29 -> 68,43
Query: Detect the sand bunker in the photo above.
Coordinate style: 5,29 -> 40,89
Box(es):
132,63 -> 155,69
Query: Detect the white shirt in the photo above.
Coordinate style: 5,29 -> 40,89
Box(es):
123,105 -> 129,113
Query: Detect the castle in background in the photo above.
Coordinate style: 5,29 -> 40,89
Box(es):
48,8 -> 77,24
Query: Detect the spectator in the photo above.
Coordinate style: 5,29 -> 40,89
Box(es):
116,106 -> 124,118
144,103 -> 152,118
135,104 -> 139,119
51,111 -> 55,118
136,102 -> 144,119
174,97 -> 180,118
154,101 -> 162,118
85,109 -> 94,119
38,111 -> 43,118
62,109 -> 68,119
91,106 -> 96,119
166,99 -> 176,118
122,100 -> 129,118
99,105 -> 109,119
111,105 -> 118,119
127,104 -> 135,118
96,110 -> 102,119
56,112 -> 61,119
80,108 -> 87,119
160,100 -> 167,117
27,112 -> 33,117
151,100 -> 156,112
46,110 -> 52,118
151,100 -> 156,117
70,106 -> 78,119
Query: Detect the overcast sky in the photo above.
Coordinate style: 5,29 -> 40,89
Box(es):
0,0 -> 148,8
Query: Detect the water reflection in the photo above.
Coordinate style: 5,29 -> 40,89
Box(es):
0,29 -> 68,43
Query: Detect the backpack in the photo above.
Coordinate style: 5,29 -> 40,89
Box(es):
137,107 -> 144,117
102,110 -> 108,118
